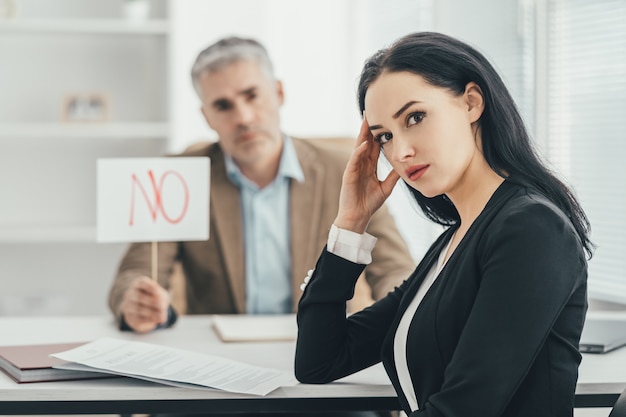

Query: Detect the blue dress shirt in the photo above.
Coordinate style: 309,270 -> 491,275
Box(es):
225,136 -> 304,314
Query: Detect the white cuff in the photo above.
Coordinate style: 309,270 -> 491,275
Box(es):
327,224 -> 377,265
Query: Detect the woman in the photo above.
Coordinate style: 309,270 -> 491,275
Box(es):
294,32 -> 592,417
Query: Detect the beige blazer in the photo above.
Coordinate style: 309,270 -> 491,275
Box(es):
108,137 -> 415,321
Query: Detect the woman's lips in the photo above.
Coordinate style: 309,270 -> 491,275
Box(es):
405,164 -> 429,181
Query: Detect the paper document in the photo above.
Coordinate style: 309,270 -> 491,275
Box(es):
212,314 -> 297,342
51,337 -> 296,396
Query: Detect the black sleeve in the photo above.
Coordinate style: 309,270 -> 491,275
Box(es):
295,247 -> 409,383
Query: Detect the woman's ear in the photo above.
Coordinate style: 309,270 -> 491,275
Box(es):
464,81 -> 485,123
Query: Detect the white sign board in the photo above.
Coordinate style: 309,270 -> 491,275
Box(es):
97,157 -> 210,243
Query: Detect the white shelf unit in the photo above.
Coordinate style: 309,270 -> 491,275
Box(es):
0,226 -> 97,243
0,0 -> 170,315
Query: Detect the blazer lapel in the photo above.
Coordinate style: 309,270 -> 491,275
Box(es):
380,228 -> 454,412
290,141 -> 325,311
209,147 -> 247,313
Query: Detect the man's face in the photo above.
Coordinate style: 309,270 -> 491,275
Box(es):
198,59 -> 284,169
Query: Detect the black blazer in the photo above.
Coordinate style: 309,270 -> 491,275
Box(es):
295,180 -> 588,417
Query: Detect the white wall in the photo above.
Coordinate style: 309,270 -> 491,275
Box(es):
167,0 -> 365,154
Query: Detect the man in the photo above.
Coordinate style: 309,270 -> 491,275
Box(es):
108,36 -> 414,333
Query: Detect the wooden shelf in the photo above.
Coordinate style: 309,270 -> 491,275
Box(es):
0,122 -> 169,140
0,226 -> 97,243
0,19 -> 169,35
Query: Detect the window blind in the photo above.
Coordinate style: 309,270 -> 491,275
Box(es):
545,0 -> 626,302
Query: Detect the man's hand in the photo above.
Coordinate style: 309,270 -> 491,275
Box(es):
120,276 -> 171,334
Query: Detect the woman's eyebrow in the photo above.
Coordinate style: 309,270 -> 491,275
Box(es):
369,100 -> 423,131
393,100 -> 421,119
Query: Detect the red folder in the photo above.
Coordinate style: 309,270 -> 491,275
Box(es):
0,341 -> 108,383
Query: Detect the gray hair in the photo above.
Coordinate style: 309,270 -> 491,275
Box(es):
191,36 -> 275,97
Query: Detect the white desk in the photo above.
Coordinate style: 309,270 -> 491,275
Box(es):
0,313 -> 624,414
0,315 -> 397,415
576,310 -> 626,407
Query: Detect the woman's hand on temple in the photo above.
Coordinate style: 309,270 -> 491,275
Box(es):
334,118 -> 400,234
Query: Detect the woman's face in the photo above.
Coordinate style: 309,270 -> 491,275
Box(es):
364,71 -> 484,199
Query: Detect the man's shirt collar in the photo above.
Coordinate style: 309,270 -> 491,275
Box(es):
224,135 -> 304,189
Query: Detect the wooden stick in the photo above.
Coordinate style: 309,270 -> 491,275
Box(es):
151,241 -> 158,282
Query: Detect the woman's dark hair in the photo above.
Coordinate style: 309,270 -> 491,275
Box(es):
358,32 -> 593,258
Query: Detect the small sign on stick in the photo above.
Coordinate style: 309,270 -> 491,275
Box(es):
97,157 -> 210,243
